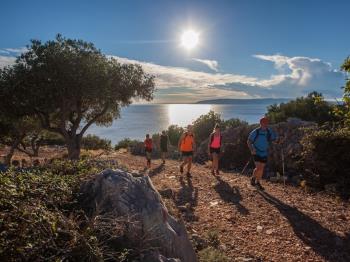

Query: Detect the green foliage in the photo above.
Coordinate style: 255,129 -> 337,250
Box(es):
222,118 -> 248,129
301,128 -> 350,198
192,111 -> 223,144
206,229 -> 220,248
266,92 -> 335,124
0,158 -> 132,261
114,138 -> 140,150
167,125 -> 184,146
0,34 -> 155,159
41,131 -> 65,146
333,57 -> 350,127
198,247 -> 229,262
81,134 -> 111,150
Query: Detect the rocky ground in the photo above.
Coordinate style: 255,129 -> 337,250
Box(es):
106,151 -> 350,262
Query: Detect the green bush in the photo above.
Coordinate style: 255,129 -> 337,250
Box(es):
114,138 -> 140,150
266,92 -> 336,125
81,134 -> 112,150
167,125 -> 184,146
222,118 -> 248,129
193,111 -> 223,144
0,158 -> 140,261
301,128 -> 350,198
198,247 -> 229,262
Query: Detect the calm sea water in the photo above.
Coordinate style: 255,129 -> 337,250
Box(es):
86,101 -> 286,144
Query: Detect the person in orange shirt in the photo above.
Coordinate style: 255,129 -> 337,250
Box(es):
144,134 -> 153,168
208,124 -> 222,176
178,125 -> 196,176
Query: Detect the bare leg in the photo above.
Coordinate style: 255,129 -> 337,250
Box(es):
255,162 -> 265,183
187,156 -> 192,173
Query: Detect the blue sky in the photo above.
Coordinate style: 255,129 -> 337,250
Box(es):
1,0 -> 349,102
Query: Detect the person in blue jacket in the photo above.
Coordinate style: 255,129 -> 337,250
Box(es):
247,116 -> 277,190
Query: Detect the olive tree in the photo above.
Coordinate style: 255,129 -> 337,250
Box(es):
1,35 -> 155,159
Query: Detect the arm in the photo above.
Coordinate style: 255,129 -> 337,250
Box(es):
192,135 -> 196,152
247,139 -> 256,155
178,134 -> 184,151
208,134 -> 212,153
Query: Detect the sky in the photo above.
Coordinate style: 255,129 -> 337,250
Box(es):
0,0 -> 349,103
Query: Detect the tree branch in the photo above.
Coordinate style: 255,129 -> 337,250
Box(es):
79,104 -> 109,137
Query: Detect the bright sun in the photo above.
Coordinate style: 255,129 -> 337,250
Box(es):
180,30 -> 199,50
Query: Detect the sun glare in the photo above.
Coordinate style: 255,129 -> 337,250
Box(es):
180,30 -> 199,50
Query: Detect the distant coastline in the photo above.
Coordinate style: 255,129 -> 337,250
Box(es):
195,98 -> 291,104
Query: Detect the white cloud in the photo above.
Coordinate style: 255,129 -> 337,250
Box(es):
1,51 -> 345,102
192,58 -> 219,72
0,55 -> 16,68
3,47 -> 28,54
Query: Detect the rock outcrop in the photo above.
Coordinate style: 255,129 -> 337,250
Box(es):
195,118 -> 316,176
79,169 -> 197,262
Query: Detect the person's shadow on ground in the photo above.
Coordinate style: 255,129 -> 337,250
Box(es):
258,191 -> 350,262
175,174 -> 199,222
149,163 -> 165,177
213,176 -> 249,215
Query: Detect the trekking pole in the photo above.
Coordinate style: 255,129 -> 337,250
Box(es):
241,156 -> 252,176
281,147 -> 286,186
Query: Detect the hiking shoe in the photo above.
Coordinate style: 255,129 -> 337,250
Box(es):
255,182 -> 265,191
180,165 -> 184,174
216,170 -> 220,176
250,176 -> 256,186
186,172 -> 192,177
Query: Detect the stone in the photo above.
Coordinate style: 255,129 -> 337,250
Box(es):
79,169 -> 197,262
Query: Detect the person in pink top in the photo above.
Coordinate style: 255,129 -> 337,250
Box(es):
208,124 -> 222,176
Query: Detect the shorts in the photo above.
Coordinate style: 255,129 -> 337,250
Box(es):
210,147 -> 220,154
181,151 -> 193,157
253,155 -> 267,163
145,148 -> 152,160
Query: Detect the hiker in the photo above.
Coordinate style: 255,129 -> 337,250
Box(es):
178,125 -> 196,176
208,124 -> 222,176
247,117 -> 277,190
144,134 -> 153,168
159,130 -> 169,164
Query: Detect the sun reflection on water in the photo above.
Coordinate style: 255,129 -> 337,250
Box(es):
167,104 -> 212,127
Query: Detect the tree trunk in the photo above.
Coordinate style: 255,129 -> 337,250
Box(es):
66,135 -> 81,160
5,139 -> 21,166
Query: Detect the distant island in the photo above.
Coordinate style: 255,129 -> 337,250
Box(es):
196,98 -> 291,104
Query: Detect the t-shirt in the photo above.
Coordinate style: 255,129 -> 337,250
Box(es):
144,138 -> 152,151
248,127 -> 277,157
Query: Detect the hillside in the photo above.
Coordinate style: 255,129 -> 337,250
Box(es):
100,151 -> 350,262
195,98 -> 291,104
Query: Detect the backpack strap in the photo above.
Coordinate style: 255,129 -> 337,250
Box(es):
252,128 -> 272,144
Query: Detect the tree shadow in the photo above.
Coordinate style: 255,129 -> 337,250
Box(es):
174,175 -> 199,222
213,176 -> 249,215
149,163 -> 165,177
258,191 -> 350,262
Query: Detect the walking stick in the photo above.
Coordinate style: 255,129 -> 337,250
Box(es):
241,156 -> 252,176
281,146 -> 286,186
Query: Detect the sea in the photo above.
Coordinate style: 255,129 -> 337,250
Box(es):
86,99 -> 288,145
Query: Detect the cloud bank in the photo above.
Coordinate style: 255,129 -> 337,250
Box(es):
0,50 -> 345,102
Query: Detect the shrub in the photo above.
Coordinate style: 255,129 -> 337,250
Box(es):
301,128 -> 350,198
222,118 -> 248,130
193,111 -> 223,144
167,125 -> 184,146
81,134 -> 112,150
266,92 -> 336,125
198,247 -> 229,262
114,138 -> 140,150
0,158 -> 146,261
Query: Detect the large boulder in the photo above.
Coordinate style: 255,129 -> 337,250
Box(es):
79,169 -> 197,262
